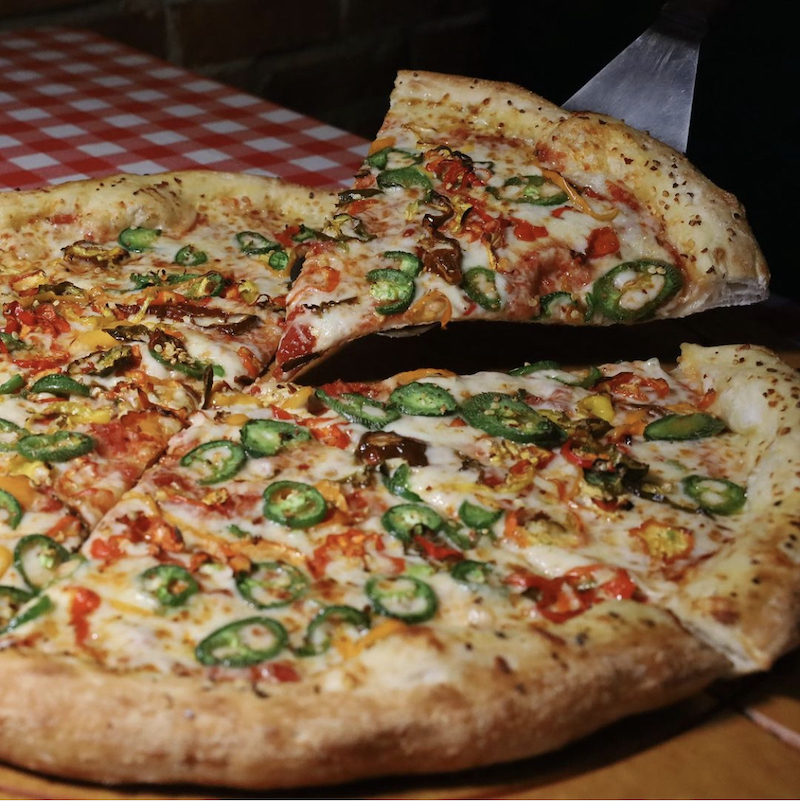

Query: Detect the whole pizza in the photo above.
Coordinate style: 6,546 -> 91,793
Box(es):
0,71 -> 797,791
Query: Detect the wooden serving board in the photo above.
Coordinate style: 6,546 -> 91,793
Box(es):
1,298 -> 798,800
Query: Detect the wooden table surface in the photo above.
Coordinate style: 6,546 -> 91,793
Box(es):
1,25 -> 799,801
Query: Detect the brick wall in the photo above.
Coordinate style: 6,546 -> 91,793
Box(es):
0,0 -> 495,140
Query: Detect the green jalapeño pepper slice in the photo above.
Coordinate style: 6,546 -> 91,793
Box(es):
365,146 -> 422,170
509,360 -> 603,389
682,475 -> 746,515
168,271 -> 225,298
382,250 -> 422,276
174,244 -> 208,267
644,412 -> 726,442
140,564 -> 199,608
377,166 -> 433,193
148,329 -> 210,380
366,268 -> 416,315
180,440 -> 246,485
315,388 -> 401,430
382,503 -> 443,544
235,561 -> 309,609
195,616 -> 288,667
263,481 -> 328,529
382,462 -> 423,502
461,267 -> 502,311
240,419 -> 311,458
118,226 -> 161,252
13,534 -> 70,590
458,500 -> 502,532
0,418 -> 27,452
388,382 -> 457,417
538,291 -> 594,323
29,373 -> 90,398
17,430 -> 95,462
296,604 -> 370,657
489,174 -> 568,206
0,587 -> 52,634
450,559 -> 493,586
0,375 -> 25,395
592,260 -> 683,323
236,230 -> 279,255
366,575 -> 438,624
0,488 -> 23,530
460,392 -> 565,446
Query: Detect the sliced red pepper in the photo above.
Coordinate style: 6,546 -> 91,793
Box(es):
511,218 -> 549,242
598,371 -> 670,402
586,226 -> 620,259
69,586 -> 101,646
560,439 -> 599,469
275,321 -> 317,372
413,535 -> 462,562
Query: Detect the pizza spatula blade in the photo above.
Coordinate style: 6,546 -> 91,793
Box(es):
561,0 -> 726,153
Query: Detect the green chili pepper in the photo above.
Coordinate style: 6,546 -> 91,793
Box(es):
235,561 -> 308,609
461,267 -> 502,311
365,575 -> 438,624
644,413 -> 726,442
195,616 -> 288,667
592,260 -> 683,323
148,329 -> 210,379
168,271 -> 225,297
180,440 -> 246,485
315,388 -> 401,430
139,564 -> 199,608
0,375 -> 25,395
29,373 -> 90,397
240,419 -> 311,458
0,489 -> 22,530
489,174 -> 568,206
450,559 -> 493,585
377,166 -> 433,192
326,213 -> 375,242
291,224 -> 324,242
13,534 -> 70,591
388,382 -> 457,417
295,605 -> 370,657
509,360 -> 602,389
458,500 -> 502,532
538,291 -> 593,323
382,503 -> 443,544
174,244 -> 208,267
366,146 -> 421,170
366,268 -> 416,315
0,332 -> 23,352
382,250 -> 422,276
0,418 -> 27,452
236,231 -> 279,255
68,345 -> 134,378
382,462 -> 423,502
460,392 -> 565,446
129,271 -> 161,289
682,475 -> 746,515
0,588 -> 52,634
268,250 -> 290,271
17,430 -> 95,462
263,480 -> 328,529
118,226 -> 161,252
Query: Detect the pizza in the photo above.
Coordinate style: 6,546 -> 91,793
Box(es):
0,70 -> 797,793
274,71 -> 769,379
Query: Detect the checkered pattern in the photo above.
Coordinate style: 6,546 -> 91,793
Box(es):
0,26 -> 369,192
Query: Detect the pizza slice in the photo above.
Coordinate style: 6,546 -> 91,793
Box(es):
274,71 -> 769,379
0,343 -> 797,789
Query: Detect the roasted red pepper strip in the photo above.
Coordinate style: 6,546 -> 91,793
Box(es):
69,587 -> 101,646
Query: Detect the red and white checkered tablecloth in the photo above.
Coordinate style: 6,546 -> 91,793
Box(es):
0,26 -> 369,192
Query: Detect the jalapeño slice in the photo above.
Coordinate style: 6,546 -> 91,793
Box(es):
174,244 -> 208,267
460,392 -> 564,446
491,174 -> 568,206
682,475 -> 746,515
382,462 -> 423,502
118,226 -> 160,252
0,488 -> 22,530
366,575 -> 438,624
644,413 -> 726,442
236,230 -> 278,255
235,561 -> 309,609
592,260 -> 683,323
17,430 -> 94,462
180,440 -> 246,484
388,382 -> 457,417
509,360 -> 602,389
382,503 -> 443,543
140,564 -> 199,608
458,500 -> 502,532
195,616 -> 288,667
295,604 -> 370,657
366,268 -> 416,315
263,480 -> 328,529
29,373 -> 90,397
0,418 -> 27,452
315,388 -> 400,430
461,267 -> 502,311
450,559 -> 493,586
382,250 -> 422,276
240,419 -> 311,458
148,329 -> 209,379
13,534 -> 70,591
0,588 -> 52,634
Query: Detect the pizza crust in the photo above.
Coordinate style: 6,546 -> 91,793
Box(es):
0,600 -> 727,789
